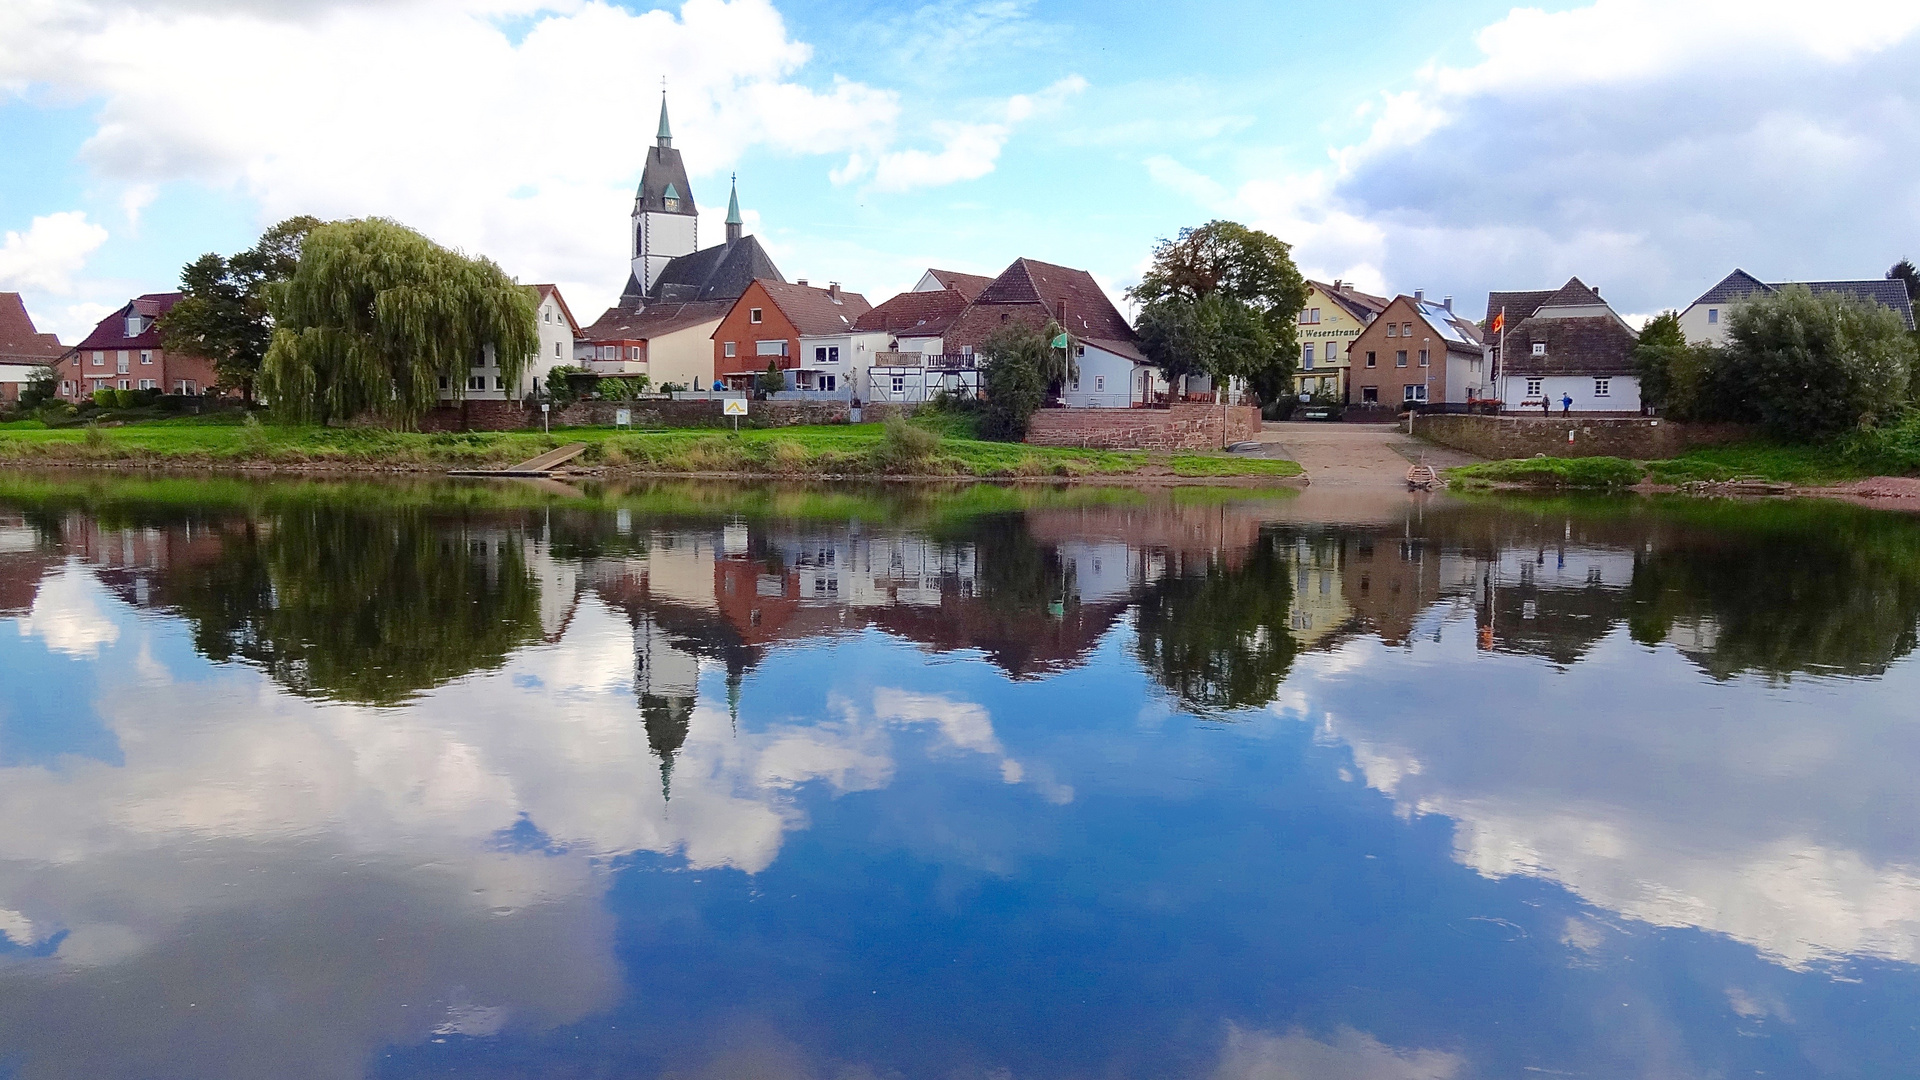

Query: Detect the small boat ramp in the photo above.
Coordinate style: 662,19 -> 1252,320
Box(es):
448,442 -> 589,478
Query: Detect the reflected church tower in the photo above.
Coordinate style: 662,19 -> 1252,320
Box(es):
631,607 -> 701,801
629,92 -> 699,297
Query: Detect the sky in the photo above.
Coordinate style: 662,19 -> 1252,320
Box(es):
2,0 -> 1918,344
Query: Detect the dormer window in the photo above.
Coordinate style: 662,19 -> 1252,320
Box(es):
1532,342 -> 1547,356
125,314 -> 144,337
662,183 -> 682,213
663,197 -> 679,212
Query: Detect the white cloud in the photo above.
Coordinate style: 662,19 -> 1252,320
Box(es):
1213,1024 -> 1463,1080
17,566 -> 121,658
0,211 -> 109,295
1164,0 -> 1920,317
838,75 -> 1086,194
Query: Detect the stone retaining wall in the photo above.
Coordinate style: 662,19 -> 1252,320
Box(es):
414,398 -> 914,432
1413,413 -> 1750,460
1025,404 -> 1259,451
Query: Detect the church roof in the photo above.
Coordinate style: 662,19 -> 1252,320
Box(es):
635,143 -> 695,215
621,235 -> 785,306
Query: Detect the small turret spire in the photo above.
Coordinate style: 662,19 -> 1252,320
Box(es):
725,173 -> 743,243
656,85 -> 672,149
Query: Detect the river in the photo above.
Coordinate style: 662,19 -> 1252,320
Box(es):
1,472 -> 1917,1078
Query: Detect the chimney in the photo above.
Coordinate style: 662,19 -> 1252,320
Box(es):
828,282 -> 842,302
796,278 -> 808,288
1332,279 -> 1343,289
1056,298 -> 1068,321
1414,289 -> 1425,302
1443,295 -> 1453,312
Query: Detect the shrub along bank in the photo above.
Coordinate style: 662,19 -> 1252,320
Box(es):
0,415 -> 1303,482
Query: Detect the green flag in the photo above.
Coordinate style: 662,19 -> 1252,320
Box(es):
1050,333 -> 1069,348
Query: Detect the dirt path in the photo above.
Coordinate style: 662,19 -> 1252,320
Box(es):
1256,421 -> 1481,488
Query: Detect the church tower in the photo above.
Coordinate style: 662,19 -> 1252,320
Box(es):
630,92 -> 698,297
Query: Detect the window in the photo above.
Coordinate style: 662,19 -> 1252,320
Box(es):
1324,341 -> 1338,363
543,310 -> 551,323
724,342 -> 736,358
1403,384 -> 1427,403
1301,343 -> 1315,369
1395,350 -> 1408,368
125,314 -> 144,336
118,379 -> 130,390
600,345 -> 616,360
140,350 -> 153,365
92,351 -> 104,367
93,380 -> 108,391
814,345 -> 840,364
1418,349 -> 1429,367
495,377 -> 507,390
439,376 -> 450,390
1532,342 -> 1547,356
756,340 -> 788,356
61,381 -> 72,395
1094,375 -> 1105,392
138,379 -> 156,390
1594,378 -> 1610,397
1309,307 -> 1321,324
1525,377 -> 1543,398
468,375 -> 487,391
749,307 -> 763,324
629,346 -> 643,361
1365,351 -> 1377,368
175,380 -> 196,395
1386,322 -> 1398,338
821,375 -> 836,391
116,351 -> 129,374
1707,308 -> 1719,324
1361,385 -> 1379,403
554,341 -> 562,358
892,375 -> 906,393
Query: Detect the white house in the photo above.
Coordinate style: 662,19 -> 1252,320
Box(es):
1486,278 -> 1642,413
944,257 -> 1157,409
1679,268 -> 1917,345
447,284 -> 580,402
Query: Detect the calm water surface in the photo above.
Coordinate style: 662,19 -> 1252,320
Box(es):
2,474 -> 1919,1079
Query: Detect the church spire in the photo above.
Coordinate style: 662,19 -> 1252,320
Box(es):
656,89 -> 672,149
725,173 -> 742,243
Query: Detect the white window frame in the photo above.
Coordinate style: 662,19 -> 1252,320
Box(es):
1302,343 -> 1314,369
749,307 -> 763,324
1707,308 -> 1719,324
1094,374 -> 1105,392
1403,384 -> 1427,403
1532,342 -> 1547,356
724,342 -> 736,358
139,350 -> 153,366
467,375 -> 487,391
629,346 -> 643,361
1593,378 -> 1610,397
1525,377 -> 1543,398
91,351 -> 104,367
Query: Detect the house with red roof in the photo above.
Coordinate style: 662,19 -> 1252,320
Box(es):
57,293 -> 222,401
0,293 -> 66,405
439,283 -> 581,402
851,271 -> 984,402
945,258 -> 1152,408
711,279 -> 875,393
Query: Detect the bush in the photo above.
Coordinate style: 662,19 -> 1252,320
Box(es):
977,324 -> 1051,440
1721,285 -> 1915,439
1452,456 -> 1645,489
873,417 -> 940,471
544,365 -> 582,406
112,389 -> 136,409
92,389 -> 115,409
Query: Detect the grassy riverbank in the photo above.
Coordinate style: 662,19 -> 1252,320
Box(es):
0,415 -> 1302,482
1449,438 -> 1920,490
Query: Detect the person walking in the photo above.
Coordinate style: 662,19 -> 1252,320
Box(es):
1541,393 -> 1551,416
1560,393 -> 1573,417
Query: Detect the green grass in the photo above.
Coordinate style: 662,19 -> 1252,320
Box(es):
1447,456 -> 1646,490
0,416 -> 1303,482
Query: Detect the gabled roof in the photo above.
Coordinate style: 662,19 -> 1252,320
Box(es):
1690,269 -> 1770,306
1539,276 -> 1604,309
973,258 -> 1136,342
852,289 -> 969,337
754,280 -> 873,337
530,284 -> 580,334
1687,269 -> 1917,329
581,299 -> 733,344
1485,289 -> 1556,324
76,293 -> 182,351
923,269 -> 993,300
0,293 -> 63,362
1408,297 -> 1484,354
1500,315 -> 1638,376
623,235 -> 785,307
1308,280 -> 1390,324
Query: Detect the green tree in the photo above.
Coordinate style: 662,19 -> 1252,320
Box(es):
1129,220 -> 1309,404
1633,310 -> 1687,414
260,218 -> 538,426
16,366 -> 56,411
758,359 -> 785,395
1722,285 -> 1915,439
1889,258 -> 1919,304
977,320 -> 1062,440
159,215 -> 320,402
1134,535 -> 1299,713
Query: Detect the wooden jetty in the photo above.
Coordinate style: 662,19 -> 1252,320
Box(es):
448,442 -> 589,478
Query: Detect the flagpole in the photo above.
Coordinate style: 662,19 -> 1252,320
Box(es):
1496,306 -> 1507,411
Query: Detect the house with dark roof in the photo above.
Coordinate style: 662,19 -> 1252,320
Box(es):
850,272 -> 986,402
711,279 -> 874,394
580,299 -> 734,391
945,258 -> 1149,408
56,293 -> 223,401
1679,268 -> 1918,344
1295,279 -> 1391,403
1485,278 -> 1640,413
1345,291 -> 1483,409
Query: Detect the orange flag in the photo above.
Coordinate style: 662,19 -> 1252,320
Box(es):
1491,309 -> 1506,333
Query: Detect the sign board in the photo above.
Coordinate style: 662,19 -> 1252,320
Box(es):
614,408 -> 631,429
723,398 -> 749,416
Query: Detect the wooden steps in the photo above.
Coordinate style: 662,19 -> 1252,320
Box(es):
448,441 -> 588,478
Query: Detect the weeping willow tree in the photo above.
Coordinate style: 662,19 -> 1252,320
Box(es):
260,218 -> 539,426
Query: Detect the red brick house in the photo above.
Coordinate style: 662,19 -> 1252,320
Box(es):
1343,292 -> 1483,409
710,279 -> 873,392
58,293 -> 222,401
945,258 -> 1150,408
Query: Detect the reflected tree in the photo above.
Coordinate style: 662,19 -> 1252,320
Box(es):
1135,535 -> 1298,713
172,508 -> 545,704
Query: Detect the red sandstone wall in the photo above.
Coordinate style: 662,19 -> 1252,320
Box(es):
414,398 -> 917,432
1023,404 -> 1258,451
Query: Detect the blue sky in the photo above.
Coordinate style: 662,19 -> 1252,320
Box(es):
3,0 -> 1918,342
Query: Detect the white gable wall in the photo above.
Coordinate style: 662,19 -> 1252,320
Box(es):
1061,343 -> 1145,408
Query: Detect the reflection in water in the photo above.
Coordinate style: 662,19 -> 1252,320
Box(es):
2,475 -> 1920,1077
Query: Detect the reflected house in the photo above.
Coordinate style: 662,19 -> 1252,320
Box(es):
1471,543 -> 1637,666
1338,529 -> 1450,647
1283,534 -> 1352,649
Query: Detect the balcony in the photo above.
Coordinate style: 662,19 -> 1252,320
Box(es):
584,358 -> 648,376
872,352 -> 978,370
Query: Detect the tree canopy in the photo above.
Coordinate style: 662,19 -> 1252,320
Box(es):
1129,220 -> 1308,403
977,319 -> 1067,440
1890,259 -> 1920,304
259,218 -> 538,425
1721,285 -> 1914,439
159,216 -> 320,401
